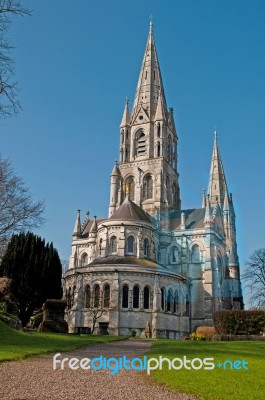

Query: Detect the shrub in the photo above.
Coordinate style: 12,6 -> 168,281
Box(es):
190,332 -> 206,341
30,311 -> 43,329
214,310 -> 265,335
196,326 -> 216,339
131,329 -> 137,337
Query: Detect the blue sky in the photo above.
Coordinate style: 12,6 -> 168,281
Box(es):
1,1 -> 265,287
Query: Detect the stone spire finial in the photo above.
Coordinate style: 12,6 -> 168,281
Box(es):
202,188 -> 206,208
181,212 -> 186,230
89,215 -> 97,234
154,87 -> 167,121
73,209 -> 81,238
214,128 -> 217,141
120,97 -> 130,127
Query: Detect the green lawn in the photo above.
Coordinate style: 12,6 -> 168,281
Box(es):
148,340 -> 265,400
0,320 -> 125,362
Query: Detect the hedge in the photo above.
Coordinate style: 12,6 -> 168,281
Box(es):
214,310 -> 265,335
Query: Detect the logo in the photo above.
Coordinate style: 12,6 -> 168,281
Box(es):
53,354 -> 249,375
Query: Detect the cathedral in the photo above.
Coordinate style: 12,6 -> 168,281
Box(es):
64,23 -> 243,338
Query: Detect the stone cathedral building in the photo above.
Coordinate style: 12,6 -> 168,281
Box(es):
64,23 -> 243,338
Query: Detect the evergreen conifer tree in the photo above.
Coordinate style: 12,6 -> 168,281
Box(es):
0,232 -> 62,326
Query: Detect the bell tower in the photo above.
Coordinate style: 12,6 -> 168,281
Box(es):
109,22 -> 181,217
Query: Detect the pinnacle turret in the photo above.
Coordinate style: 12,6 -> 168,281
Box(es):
154,89 -> 167,121
111,160 -> 121,177
204,195 -> 213,226
120,98 -> 130,127
72,209 -> 81,238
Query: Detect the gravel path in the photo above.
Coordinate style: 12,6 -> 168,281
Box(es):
0,339 -> 197,400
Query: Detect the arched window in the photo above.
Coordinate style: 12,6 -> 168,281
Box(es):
172,183 -> 177,208
94,284 -> 100,308
121,129 -> 124,144
143,238 -> 150,257
143,286 -> 150,309
125,176 -> 135,201
143,174 -> 153,200
185,295 -> 190,316
166,175 -> 170,202
125,148 -> 128,162
99,238 -> 103,256
217,255 -> 222,271
122,285 -> 129,308
136,131 -> 146,156
133,285 -> 140,308
191,245 -> 201,262
173,291 -> 179,313
85,285 -> 91,308
127,236 -> 136,254
120,148 -> 124,163
167,135 -> 172,164
103,284 -> 110,308
72,286 -> 76,307
217,255 -> 223,286
67,287 -> 72,308
172,247 -> 179,263
161,287 -> 165,311
167,289 -> 173,312
110,236 -> 117,253
157,123 -> 161,138
157,141 -> 161,157
80,252 -> 88,267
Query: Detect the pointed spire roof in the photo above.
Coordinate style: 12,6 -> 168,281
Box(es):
223,186 -> 230,212
89,215 -> 98,233
132,22 -> 167,121
111,160 -> 121,176
73,209 -> 81,238
120,98 -> 130,127
207,130 -> 228,207
204,195 -> 213,226
154,88 -> 167,121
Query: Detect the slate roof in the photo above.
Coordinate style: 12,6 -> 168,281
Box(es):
81,218 -> 106,237
109,196 -> 150,223
90,256 -> 158,268
169,208 -> 206,230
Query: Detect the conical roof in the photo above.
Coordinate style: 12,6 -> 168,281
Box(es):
109,196 -> 150,222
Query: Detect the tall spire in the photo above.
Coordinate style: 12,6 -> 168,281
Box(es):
132,22 -> 167,121
207,130 -> 227,207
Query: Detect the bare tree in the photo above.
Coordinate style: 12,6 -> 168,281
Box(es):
243,248 -> 265,308
0,155 -> 45,254
0,0 -> 31,117
91,307 -> 104,334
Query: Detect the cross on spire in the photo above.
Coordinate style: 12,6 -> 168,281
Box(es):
149,15 -> 153,31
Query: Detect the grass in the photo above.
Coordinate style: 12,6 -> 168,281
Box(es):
148,339 -> 265,400
0,320 -> 125,362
